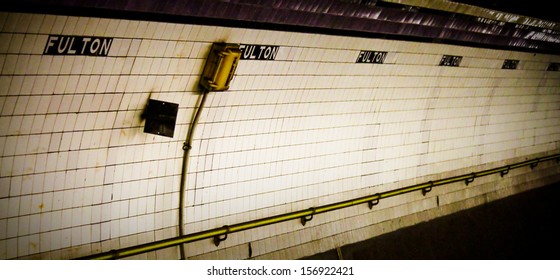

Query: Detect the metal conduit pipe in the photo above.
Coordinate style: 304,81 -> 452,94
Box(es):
177,90 -> 209,260
77,153 -> 560,260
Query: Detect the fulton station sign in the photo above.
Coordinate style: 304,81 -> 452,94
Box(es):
44,35 -> 113,56
239,44 -> 280,60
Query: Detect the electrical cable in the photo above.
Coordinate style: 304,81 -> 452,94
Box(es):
178,89 -> 209,260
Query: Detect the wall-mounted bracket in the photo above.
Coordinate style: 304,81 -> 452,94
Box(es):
530,160 -> 540,170
422,181 -> 434,196
500,166 -> 510,177
213,226 -> 230,247
301,208 -> 315,226
368,193 -> 381,209
465,173 -> 476,186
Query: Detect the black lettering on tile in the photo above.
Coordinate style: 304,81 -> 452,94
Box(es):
44,35 -> 113,56
547,62 -> 560,71
439,55 -> 462,67
356,51 -> 388,64
502,59 -> 520,69
239,44 -> 280,60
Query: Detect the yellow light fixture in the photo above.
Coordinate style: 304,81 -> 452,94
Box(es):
200,43 -> 241,91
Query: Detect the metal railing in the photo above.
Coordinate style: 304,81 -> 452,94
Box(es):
77,153 -> 560,259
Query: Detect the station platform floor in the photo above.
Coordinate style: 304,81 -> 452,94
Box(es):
304,182 -> 560,260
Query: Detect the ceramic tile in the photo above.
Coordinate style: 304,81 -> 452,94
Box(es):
1,11 -> 560,260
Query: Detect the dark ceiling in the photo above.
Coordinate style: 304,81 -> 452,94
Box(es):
451,0 -> 558,22
3,0 -> 560,54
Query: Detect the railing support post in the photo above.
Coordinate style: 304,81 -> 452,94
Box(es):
422,181 -> 434,196
301,208 -> 315,226
368,193 -> 381,209
213,226 -> 230,247
465,173 -> 476,186
500,166 -> 510,177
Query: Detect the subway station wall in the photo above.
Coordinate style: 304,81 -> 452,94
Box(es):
0,12 -> 560,259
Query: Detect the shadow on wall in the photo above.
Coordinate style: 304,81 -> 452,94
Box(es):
304,182 -> 560,260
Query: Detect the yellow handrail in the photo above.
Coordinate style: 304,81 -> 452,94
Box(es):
76,153 -> 560,260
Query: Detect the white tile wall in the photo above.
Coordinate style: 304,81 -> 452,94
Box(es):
0,12 -> 559,259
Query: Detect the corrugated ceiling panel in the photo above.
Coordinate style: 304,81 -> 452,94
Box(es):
4,0 -> 560,53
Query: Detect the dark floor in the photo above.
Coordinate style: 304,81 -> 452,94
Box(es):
303,183 -> 560,260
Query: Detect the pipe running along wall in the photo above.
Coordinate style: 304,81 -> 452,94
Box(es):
77,153 -> 560,260
178,90 -> 209,259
